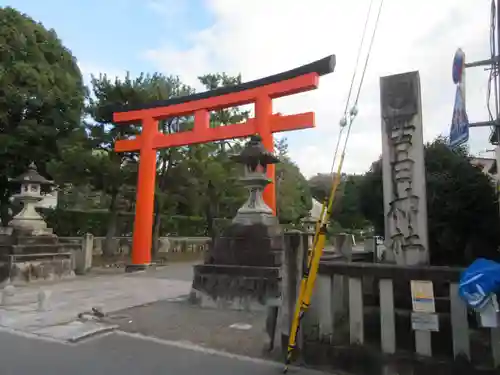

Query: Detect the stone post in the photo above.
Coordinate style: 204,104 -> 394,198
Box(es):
334,233 -> 353,261
279,231 -> 308,355
1,285 -> 15,306
364,237 -> 376,253
380,71 -> 429,266
300,215 -> 317,249
76,233 -> 93,275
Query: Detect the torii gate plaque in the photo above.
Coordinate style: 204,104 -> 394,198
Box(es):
113,55 -> 336,269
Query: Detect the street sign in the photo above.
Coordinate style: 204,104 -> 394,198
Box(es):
449,85 -> 469,148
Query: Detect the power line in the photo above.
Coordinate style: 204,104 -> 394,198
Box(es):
487,0 -> 496,122
342,0 -> 385,162
342,0 -> 375,117
354,0 -> 385,106
283,1 -> 386,371
329,0 -> 385,176
329,0 -> 384,176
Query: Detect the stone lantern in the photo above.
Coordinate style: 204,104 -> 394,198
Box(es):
9,162 -> 53,233
230,135 -> 280,225
190,135 -> 283,312
0,164 -> 80,284
301,198 -> 323,247
301,214 -> 318,234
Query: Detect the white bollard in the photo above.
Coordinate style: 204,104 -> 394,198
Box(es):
1,285 -> 15,306
37,289 -> 51,312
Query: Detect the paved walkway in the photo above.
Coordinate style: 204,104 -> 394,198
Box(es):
0,267 -> 192,341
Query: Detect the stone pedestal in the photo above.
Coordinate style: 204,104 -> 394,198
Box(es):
190,221 -> 283,311
191,264 -> 280,311
0,227 -> 78,285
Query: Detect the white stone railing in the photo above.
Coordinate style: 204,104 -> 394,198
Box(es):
280,231 -> 500,374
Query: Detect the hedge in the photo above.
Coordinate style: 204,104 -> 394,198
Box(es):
38,208 -> 210,237
35,208 -> 311,238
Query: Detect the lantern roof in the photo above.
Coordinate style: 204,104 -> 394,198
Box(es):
230,135 -> 280,166
11,162 -> 53,185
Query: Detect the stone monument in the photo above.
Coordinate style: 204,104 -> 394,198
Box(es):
0,163 -> 78,284
380,71 -> 432,359
190,135 -> 283,311
380,71 -> 429,266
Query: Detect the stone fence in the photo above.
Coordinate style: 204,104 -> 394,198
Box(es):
279,232 -> 500,375
59,235 -> 210,256
58,234 -> 211,274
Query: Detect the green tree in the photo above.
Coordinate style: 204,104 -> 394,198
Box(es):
0,7 -> 85,224
51,73 -> 193,256
308,173 -> 334,203
90,73 -> 197,256
335,174 -> 370,230
308,173 -> 368,230
358,159 -> 383,235
359,137 -> 500,266
198,73 -> 249,153
171,73 -> 250,220
275,138 -> 312,223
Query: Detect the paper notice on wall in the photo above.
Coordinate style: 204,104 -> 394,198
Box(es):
411,312 -> 439,331
411,280 -> 436,313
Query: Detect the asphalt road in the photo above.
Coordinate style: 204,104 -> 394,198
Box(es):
0,330 -> 326,375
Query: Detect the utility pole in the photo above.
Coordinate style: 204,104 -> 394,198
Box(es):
463,0 -> 500,214
496,0 -> 500,204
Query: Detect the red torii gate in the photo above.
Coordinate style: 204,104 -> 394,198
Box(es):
113,55 -> 336,269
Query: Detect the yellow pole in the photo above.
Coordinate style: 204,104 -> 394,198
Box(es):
284,153 -> 346,372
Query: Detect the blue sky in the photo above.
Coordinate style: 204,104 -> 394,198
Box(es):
4,1 -> 495,176
8,0 -> 213,79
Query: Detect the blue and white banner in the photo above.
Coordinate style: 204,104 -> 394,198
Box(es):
459,258 -> 500,310
449,85 -> 469,149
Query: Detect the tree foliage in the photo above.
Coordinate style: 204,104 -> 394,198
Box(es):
335,174 -> 370,230
0,6 -> 85,224
1,7 -> 315,250
276,138 -> 312,222
308,173 -> 368,230
359,138 -> 500,266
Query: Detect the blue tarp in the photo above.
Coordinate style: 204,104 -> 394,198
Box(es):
458,258 -> 500,310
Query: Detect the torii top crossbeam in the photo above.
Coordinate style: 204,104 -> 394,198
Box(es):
113,55 -> 336,269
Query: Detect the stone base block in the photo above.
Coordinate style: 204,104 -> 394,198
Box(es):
208,222 -> 283,267
190,264 -> 280,312
0,254 -> 75,285
125,264 -> 150,273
